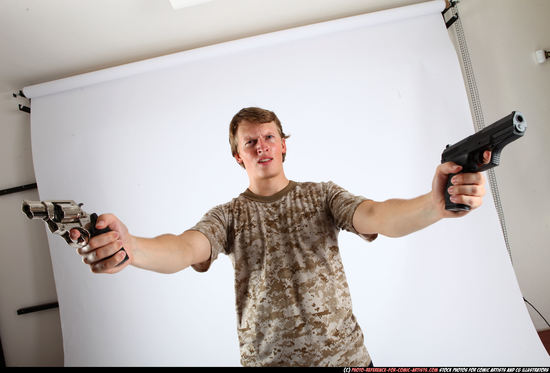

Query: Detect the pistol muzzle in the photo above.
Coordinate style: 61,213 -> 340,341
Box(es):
513,112 -> 527,134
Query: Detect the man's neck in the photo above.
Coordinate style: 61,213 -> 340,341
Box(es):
247,174 -> 290,197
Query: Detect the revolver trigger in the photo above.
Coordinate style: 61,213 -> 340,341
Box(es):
76,228 -> 91,247
61,231 -> 80,248
64,227 -> 91,249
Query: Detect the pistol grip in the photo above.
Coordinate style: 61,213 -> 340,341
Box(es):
445,173 -> 471,212
89,213 -> 129,266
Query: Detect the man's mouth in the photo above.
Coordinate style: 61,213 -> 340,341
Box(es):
258,158 -> 273,164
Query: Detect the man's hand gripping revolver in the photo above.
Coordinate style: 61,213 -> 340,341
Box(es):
22,200 -> 130,272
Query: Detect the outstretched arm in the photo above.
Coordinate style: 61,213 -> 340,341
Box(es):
353,151 -> 489,238
71,214 -> 211,274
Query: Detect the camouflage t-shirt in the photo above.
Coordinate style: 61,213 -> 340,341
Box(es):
189,181 -> 377,366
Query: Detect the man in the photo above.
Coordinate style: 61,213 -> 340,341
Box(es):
72,107 -> 488,366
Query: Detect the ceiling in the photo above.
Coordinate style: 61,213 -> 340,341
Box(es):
0,0 -> 422,93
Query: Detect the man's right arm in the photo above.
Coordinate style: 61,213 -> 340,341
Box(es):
132,230 -> 211,274
71,213 -> 211,275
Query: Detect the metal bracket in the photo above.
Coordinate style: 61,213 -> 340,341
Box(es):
13,90 -> 30,113
0,183 -> 37,196
12,90 -> 27,99
17,301 -> 59,315
442,0 -> 459,29
18,104 -> 31,113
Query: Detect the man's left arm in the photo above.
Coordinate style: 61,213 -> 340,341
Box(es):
353,151 -> 490,238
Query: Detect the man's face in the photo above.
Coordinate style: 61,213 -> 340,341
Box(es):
234,120 -> 287,181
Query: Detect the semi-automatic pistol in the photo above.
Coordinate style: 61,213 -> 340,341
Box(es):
441,111 -> 527,211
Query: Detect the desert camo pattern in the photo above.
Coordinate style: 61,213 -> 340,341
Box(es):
190,181 -> 377,366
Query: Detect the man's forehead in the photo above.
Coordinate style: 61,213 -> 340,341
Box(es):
237,121 -> 278,138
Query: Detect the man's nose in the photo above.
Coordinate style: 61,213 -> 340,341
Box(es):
256,139 -> 269,153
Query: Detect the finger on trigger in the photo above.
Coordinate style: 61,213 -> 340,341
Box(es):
484,150 -> 491,163
70,228 -> 80,239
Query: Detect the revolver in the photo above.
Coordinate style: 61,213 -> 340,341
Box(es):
441,111 -> 527,211
22,200 -> 129,265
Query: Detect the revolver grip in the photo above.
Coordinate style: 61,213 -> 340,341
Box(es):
445,172 -> 471,212
89,213 -> 129,266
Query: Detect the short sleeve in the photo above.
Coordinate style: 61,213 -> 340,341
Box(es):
187,204 -> 229,272
325,181 -> 378,242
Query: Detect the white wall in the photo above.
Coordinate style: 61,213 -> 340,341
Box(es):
449,0 -> 550,332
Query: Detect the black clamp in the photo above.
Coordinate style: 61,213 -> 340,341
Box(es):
12,90 -> 30,113
12,90 -> 26,99
0,183 -> 37,196
18,105 -> 31,113
442,0 -> 459,29
17,301 -> 59,315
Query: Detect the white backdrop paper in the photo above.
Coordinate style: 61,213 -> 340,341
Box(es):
24,0 -> 549,366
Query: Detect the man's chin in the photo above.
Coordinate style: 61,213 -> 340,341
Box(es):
251,167 -> 281,180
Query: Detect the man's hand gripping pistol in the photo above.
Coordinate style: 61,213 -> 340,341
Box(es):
22,200 -> 129,265
441,111 -> 527,212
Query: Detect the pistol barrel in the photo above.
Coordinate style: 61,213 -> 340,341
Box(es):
441,111 -> 526,171
513,112 -> 527,133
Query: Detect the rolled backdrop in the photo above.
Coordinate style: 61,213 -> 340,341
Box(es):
23,0 -> 549,366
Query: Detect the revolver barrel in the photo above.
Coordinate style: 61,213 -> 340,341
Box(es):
22,200 -> 49,219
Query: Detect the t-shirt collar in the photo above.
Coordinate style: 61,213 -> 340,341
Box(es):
241,180 -> 297,203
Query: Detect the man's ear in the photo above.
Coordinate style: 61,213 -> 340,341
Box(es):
282,138 -> 287,155
234,152 -> 245,168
